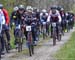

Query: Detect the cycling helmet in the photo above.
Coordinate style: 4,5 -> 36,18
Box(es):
60,7 -> 64,11
42,9 -> 47,13
0,4 -> 3,9
37,9 -> 40,12
51,5 -> 57,10
33,7 -> 37,12
57,6 -> 62,11
33,7 -> 37,10
13,6 -> 18,11
19,5 -> 25,10
26,6 -> 33,12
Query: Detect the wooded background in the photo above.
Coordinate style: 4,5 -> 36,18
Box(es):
0,0 -> 75,14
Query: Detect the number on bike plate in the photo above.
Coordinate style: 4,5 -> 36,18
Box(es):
52,23 -> 56,27
26,26 -> 31,31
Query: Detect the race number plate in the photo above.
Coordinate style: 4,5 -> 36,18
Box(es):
52,23 -> 56,27
26,26 -> 31,31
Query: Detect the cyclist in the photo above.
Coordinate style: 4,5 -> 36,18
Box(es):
47,6 -> 62,38
10,6 -> 19,29
65,12 -> 72,31
0,4 -> 10,54
40,9 -> 48,35
13,5 -> 25,47
59,7 -> 66,34
33,7 -> 40,41
0,4 -> 6,55
24,6 -> 38,45
67,12 -> 74,29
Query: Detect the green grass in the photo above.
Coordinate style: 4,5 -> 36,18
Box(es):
10,28 -> 15,48
54,31 -> 75,60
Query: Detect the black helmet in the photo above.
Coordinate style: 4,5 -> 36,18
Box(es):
19,5 -> 25,10
0,4 -> 3,9
57,6 -> 62,11
51,5 -> 57,10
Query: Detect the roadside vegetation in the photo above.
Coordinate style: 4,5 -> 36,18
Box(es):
54,31 -> 75,60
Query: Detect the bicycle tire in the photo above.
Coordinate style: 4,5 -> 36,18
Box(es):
18,38 -> 23,52
53,27 -> 56,46
28,45 -> 32,56
31,44 -> 34,54
27,32 -> 33,56
58,34 -> 61,41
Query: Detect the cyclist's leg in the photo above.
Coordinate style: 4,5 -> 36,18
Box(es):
32,28 -> 37,45
14,29 -> 18,45
1,31 -> 5,54
51,24 -> 53,38
5,30 -> 11,50
4,24 -> 11,50
56,23 -> 59,38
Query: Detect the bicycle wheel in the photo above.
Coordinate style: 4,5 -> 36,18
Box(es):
58,34 -> 61,41
31,44 -> 34,54
18,34 -> 23,52
18,39 -> 21,52
28,44 -> 34,56
53,28 -> 56,46
43,28 -> 46,39
20,38 -> 23,51
27,32 -> 33,56
28,45 -> 32,56
18,30 -> 23,52
58,26 -> 62,41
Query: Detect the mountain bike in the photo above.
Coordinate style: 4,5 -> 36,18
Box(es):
15,25 -> 23,52
26,25 -> 34,56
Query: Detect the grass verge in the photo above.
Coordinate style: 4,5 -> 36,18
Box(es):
54,31 -> 75,60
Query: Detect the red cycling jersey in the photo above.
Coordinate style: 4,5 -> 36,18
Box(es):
2,8 -> 10,25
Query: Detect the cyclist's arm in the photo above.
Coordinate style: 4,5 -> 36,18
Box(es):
1,10 -> 5,25
47,12 -> 51,22
57,10 -> 62,23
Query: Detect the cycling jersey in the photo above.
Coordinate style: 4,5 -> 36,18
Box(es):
47,10 -> 61,22
40,13 -> 48,22
0,9 -> 5,25
2,8 -> 10,25
60,11 -> 66,20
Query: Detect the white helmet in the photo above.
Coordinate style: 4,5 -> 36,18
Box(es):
42,9 -> 47,13
13,6 -> 18,11
61,8 -> 64,11
26,6 -> 33,12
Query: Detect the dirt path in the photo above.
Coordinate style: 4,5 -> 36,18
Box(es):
1,28 -> 75,60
